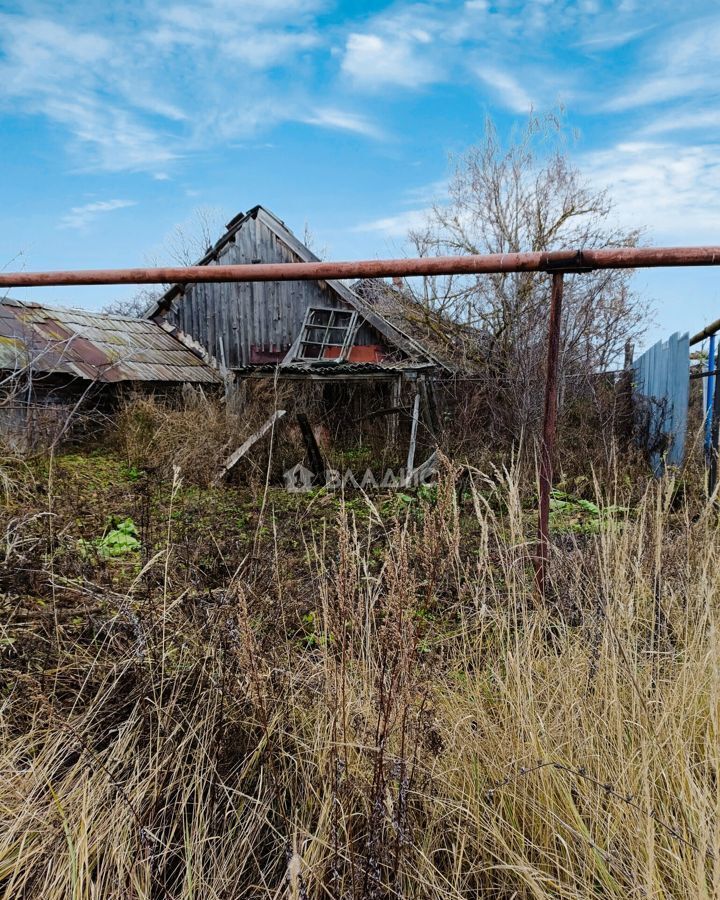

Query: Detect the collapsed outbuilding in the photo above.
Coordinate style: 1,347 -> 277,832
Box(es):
0,206 -> 488,460
148,205 -> 487,374
0,297 -> 221,448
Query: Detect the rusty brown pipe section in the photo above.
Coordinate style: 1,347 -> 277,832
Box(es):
535,272 -> 564,599
2,246 -> 720,287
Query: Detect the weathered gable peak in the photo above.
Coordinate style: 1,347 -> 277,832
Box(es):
148,205 -> 447,369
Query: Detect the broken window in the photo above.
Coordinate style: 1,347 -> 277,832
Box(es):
286,307 -> 359,364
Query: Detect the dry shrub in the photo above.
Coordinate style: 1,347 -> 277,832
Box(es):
434,372 -> 654,491
114,379 -> 413,490
115,391 -> 229,483
114,382 -> 303,487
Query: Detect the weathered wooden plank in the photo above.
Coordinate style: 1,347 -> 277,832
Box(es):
296,413 -> 325,482
400,449 -> 438,489
215,410 -> 286,481
405,390 -> 421,475
153,208 -> 418,372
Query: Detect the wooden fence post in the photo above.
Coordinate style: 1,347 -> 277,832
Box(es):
297,413 -> 326,484
406,390 -> 421,478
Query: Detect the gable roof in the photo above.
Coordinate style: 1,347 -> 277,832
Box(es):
148,205 -> 456,372
352,279 -> 489,373
0,298 -> 221,384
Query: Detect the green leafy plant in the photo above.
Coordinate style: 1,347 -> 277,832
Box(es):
549,490 -> 627,534
78,517 -> 141,559
417,483 -> 438,505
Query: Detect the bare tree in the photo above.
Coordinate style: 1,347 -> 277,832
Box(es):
302,222 -> 327,261
164,206 -> 226,267
409,113 -> 649,441
102,288 -> 160,319
103,206 -> 227,318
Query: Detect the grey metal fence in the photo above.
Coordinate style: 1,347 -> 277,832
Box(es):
633,331 -> 690,471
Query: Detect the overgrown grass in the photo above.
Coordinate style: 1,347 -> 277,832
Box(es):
1,449 -> 719,898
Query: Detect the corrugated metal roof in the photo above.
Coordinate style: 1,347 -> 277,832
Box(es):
0,298 -> 221,384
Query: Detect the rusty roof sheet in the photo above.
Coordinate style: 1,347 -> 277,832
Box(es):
0,298 -> 221,384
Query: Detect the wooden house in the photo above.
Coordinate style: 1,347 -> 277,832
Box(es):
147,206 -> 487,455
148,206 -> 486,380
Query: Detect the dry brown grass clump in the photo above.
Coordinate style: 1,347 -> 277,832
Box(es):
114,382 -> 303,487
1,458 -> 720,898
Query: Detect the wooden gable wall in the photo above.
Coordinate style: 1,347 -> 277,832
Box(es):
151,210 -> 385,370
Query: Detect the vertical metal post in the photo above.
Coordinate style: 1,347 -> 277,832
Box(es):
536,272 -> 564,597
710,344 -> 720,496
705,333 -> 716,459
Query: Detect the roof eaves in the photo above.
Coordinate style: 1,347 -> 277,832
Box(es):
0,298 -> 223,384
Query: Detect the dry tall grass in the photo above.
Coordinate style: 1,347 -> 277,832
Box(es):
1,455 -> 719,898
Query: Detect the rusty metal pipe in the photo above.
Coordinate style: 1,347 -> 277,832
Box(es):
690,317 -> 720,347
535,272 -> 564,599
2,246 -> 720,288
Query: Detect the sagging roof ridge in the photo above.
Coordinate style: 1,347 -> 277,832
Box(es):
2,295 -> 155,322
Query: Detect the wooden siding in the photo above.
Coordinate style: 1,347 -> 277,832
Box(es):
159,212 -> 382,369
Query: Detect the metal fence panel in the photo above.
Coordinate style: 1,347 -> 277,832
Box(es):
633,332 -> 690,471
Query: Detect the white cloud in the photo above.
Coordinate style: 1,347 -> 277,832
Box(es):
1,0 -> 716,182
0,2 -> 329,172
582,141 -> 720,241
574,25 -> 652,50
354,208 -> 430,238
643,109 -> 720,136
0,14 -> 181,172
402,179 -> 448,205
342,32 -> 438,89
59,199 -> 137,230
603,16 -> 720,112
301,108 -> 384,139
63,100 -> 180,172
151,2 -> 321,67
337,0 -> 586,96
604,75 -> 709,112
353,177 -> 450,239
475,65 -> 533,113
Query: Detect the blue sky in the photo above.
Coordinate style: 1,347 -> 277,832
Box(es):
1,0 -> 719,348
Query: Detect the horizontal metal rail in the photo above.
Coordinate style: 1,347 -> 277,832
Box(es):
691,368 -> 719,380
690,318 -> 720,347
2,246 -> 720,288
